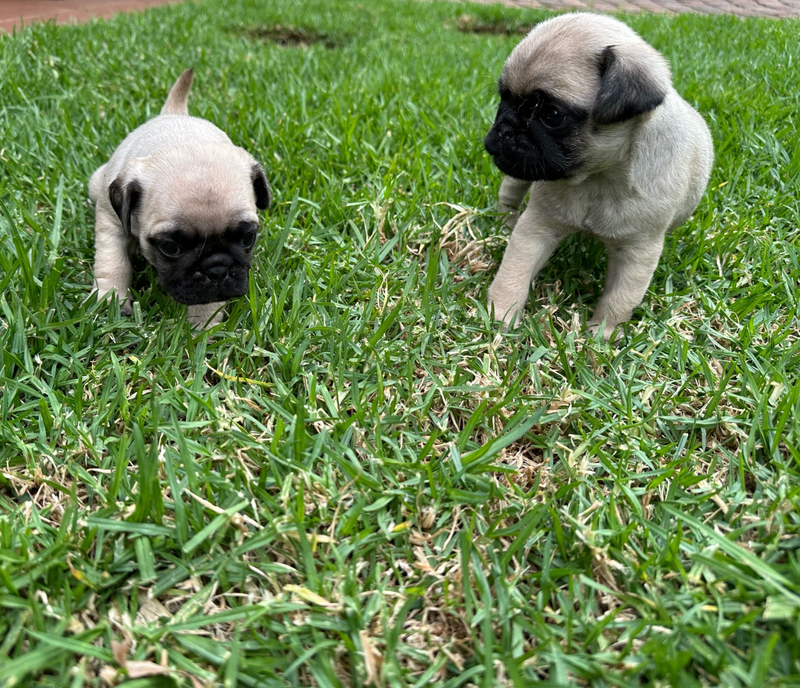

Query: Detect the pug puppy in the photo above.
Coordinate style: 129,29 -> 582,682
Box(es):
483,13 -> 713,340
88,69 -> 271,328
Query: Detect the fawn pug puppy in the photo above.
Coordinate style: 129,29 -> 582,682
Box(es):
88,69 -> 271,328
483,13 -> 713,340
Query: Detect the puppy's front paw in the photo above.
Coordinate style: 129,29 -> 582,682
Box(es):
588,303 -> 633,342
499,205 -> 521,230
187,302 -> 225,330
587,318 -> 621,342
487,285 -> 526,331
92,284 -> 132,316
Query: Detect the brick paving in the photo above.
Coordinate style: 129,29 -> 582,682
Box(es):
478,0 -> 800,17
0,0 -> 797,35
0,0 -> 186,33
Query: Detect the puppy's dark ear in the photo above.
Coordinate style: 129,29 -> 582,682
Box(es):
251,163 -> 271,210
108,177 -> 142,237
593,44 -> 669,125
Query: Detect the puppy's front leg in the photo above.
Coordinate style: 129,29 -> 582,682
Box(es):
488,210 -> 568,329
187,302 -> 225,329
93,206 -> 133,315
498,176 -> 532,229
588,235 -> 665,340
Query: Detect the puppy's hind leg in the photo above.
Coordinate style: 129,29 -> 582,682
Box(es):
588,235 -> 665,341
187,302 -> 225,329
488,209 -> 569,329
498,176 -> 531,229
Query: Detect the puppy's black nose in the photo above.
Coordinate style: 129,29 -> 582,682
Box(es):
202,254 -> 233,282
206,264 -> 229,281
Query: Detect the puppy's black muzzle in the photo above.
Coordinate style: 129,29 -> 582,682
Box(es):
484,107 -> 519,157
484,128 -> 533,181
169,271 -> 250,305
201,254 -> 234,282
484,106 -> 537,181
159,253 -> 252,306
484,98 -> 584,182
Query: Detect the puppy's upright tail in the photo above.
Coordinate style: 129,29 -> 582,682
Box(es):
160,68 -> 194,116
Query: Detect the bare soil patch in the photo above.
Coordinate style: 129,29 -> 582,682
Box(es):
453,14 -> 530,36
243,25 -> 343,49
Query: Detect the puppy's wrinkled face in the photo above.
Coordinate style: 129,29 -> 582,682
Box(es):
483,13 -> 671,183
110,144 -> 270,306
484,86 -> 588,182
146,216 -> 258,305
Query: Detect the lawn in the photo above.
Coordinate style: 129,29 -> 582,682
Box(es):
0,0 -> 799,685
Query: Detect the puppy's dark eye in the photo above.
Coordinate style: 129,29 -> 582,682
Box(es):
159,240 -> 182,258
240,229 -> 257,250
541,106 -> 567,129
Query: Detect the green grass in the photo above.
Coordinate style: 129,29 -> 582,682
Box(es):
0,0 -> 799,685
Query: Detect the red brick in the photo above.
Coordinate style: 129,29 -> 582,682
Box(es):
439,0 -> 800,16
0,0 -> 186,32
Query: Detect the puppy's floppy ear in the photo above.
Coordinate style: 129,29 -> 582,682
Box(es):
593,43 -> 671,125
251,163 -> 271,210
108,176 -> 142,237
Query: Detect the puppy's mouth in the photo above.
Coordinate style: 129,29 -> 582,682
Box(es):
484,139 -> 538,181
164,267 -> 251,305
155,254 -> 252,306
484,128 -> 575,182
483,97 -> 585,182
